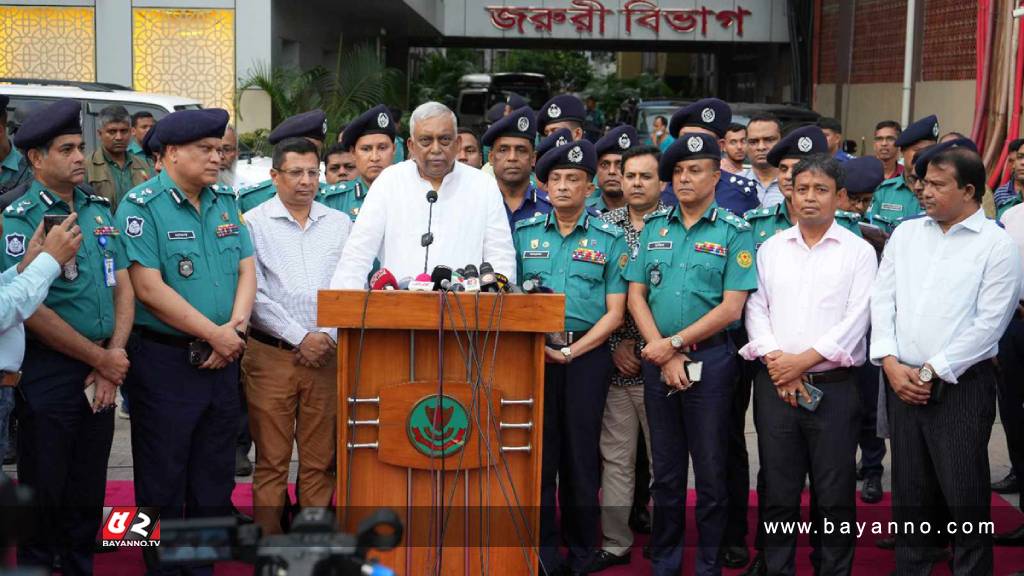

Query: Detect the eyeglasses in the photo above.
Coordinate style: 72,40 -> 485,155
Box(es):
277,168 -> 321,181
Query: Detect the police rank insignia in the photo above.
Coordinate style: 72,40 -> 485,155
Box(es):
179,258 -> 194,278
216,223 -> 240,238
530,238 -> 540,250
695,241 -> 727,256
659,228 -> 668,237
125,216 -> 144,238
649,267 -> 662,286
571,248 -> 607,264
5,233 -> 25,257
736,250 -> 753,269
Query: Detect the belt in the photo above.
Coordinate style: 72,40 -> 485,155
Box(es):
250,329 -> 297,352
686,332 -> 729,352
0,371 -> 21,387
137,328 -> 193,350
801,367 -> 853,385
546,328 -> 590,348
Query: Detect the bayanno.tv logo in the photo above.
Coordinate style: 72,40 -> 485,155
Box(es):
101,507 -> 161,547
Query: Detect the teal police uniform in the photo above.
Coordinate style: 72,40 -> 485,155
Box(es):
867,175 -> 920,235
745,203 -> 863,251
239,109 -> 329,213
0,147 -> 32,196
2,98 -> 121,576
318,177 -> 368,220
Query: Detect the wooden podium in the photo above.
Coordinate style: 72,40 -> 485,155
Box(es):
318,290 -> 565,576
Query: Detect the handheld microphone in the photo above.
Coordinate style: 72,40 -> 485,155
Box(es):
493,272 -> 511,292
369,268 -> 398,290
409,273 -> 435,292
397,276 -> 413,290
439,278 -> 465,292
430,265 -> 453,291
462,264 -> 481,292
422,190 -> 438,274
523,277 -> 554,294
479,262 -> 499,292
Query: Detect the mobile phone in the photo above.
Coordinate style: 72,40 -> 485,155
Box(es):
44,214 -> 68,234
84,381 -> 96,407
187,341 -> 213,366
928,380 -> 947,405
798,382 -> 824,411
665,360 -> 703,396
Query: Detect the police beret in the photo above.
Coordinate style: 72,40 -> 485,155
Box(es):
142,119 -> 162,156
154,108 -> 229,147
481,106 -> 536,147
507,93 -> 528,110
538,94 -> 585,131
485,102 -> 507,124
658,132 -> 721,182
536,140 -> 596,183
913,137 -> 978,179
268,109 -> 327,145
13,98 -> 82,151
340,104 -> 395,151
595,125 -> 638,158
537,128 -> 572,158
1010,138 -> 1024,154
766,125 -> 828,167
843,156 -> 885,195
669,98 -> 731,139
895,115 -> 939,148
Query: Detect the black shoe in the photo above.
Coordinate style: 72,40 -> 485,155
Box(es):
235,447 -> 253,477
861,476 -> 883,504
993,471 -> 1019,494
579,550 -> 630,574
628,506 -> 651,534
720,545 -> 750,569
995,524 -> 1024,546
739,552 -> 765,576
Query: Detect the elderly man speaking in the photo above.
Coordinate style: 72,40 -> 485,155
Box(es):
331,102 -> 516,287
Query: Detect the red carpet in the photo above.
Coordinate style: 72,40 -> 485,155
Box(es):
79,482 -> 1024,574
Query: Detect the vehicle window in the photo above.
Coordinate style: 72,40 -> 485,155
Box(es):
459,93 -> 486,117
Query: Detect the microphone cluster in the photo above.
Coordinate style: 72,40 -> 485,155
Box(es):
368,262 -> 525,293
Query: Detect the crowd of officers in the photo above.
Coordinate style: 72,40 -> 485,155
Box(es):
0,87 -> 1022,576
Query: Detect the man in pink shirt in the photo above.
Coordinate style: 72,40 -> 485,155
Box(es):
740,155 -> 877,575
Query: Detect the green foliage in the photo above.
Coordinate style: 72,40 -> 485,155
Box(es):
586,72 -> 674,120
409,49 -> 480,110
236,42 -> 404,150
496,50 -> 594,93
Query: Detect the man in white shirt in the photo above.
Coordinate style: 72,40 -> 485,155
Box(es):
741,155 -> 876,575
242,137 -> 352,535
331,102 -> 516,287
871,142 -> 1022,575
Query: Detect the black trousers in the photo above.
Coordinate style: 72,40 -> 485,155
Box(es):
888,362 -> 997,575
998,317 -> 1024,504
856,362 -> 886,479
724,356 -> 756,549
754,368 -> 860,576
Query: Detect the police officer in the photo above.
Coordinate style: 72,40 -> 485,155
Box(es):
535,129 -> 573,195
115,108 -> 255,575
514,139 -> 628,575
238,108 -> 327,213
838,156 -> 883,220
587,125 -> 638,213
319,104 -> 395,220
0,94 -> 32,202
624,132 -> 757,576
482,106 -> 550,227
867,115 -> 939,234
744,125 -> 863,249
664,98 -> 759,216
2,98 -> 133,575
537,94 -> 587,139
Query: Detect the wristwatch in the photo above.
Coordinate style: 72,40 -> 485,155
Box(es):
669,335 -> 685,351
560,346 -> 573,363
918,364 -> 934,383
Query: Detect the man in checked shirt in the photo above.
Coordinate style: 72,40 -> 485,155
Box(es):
587,145 -> 667,573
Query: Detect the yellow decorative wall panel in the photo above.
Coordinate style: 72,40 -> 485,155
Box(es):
0,7 -> 96,82
133,9 -> 235,117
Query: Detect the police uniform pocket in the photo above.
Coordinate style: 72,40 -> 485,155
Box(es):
568,261 -> 603,304
521,251 -> 552,283
218,236 -> 242,276
691,260 -> 724,293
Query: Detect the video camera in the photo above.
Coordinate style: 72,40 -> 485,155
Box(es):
159,507 -> 402,576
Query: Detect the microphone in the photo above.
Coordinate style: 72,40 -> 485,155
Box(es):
462,264 -> 481,292
408,273 -> 435,292
397,276 -> 412,290
479,262 -> 499,292
493,272 -> 512,292
370,268 -> 398,290
440,278 -> 465,292
523,277 -> 553,294
422,190 -> 438,274
430,265 -> 453,291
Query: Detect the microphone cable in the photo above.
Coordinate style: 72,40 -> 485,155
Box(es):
343,285 -> 375,529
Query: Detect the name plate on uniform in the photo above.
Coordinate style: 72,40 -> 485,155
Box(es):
647,241 -> 673,250
167,231 -> 196,240
880,203 -> 903,211
523,251 -> 549,259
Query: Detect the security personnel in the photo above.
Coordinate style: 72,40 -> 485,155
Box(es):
624,132 -> 757,576
535,129 -> 572,195
995,138 -> 1024,221
839,156 -> 884,219
537,94 -> 587,139
0,95 -> 32,200
2,98 -> 132,575
319,104 -> 396,220
867,115 -> 939,234
115,108 -> 255,574
237,108 -> 327,213
744,126 -> 863,249
664,98 -> 759,216
514,139 -> 628,575
481,105 -> 550,227
587,125 -> 638,213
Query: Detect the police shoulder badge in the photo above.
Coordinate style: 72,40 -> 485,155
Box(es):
736,250 -> 753,269
618,253 -> 629,269
125,216 -> 144,238
4,233 -> 25,258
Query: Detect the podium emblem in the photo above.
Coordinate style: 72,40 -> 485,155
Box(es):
407,395 -> 470,457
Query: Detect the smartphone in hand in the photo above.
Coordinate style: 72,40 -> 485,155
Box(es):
43,214 -> 68,234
